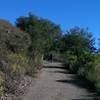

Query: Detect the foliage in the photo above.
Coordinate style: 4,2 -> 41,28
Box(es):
16,13 -> 62,57
59,27 -> 94,72
0,19 -> 34,95
60,27 -> 100,92
85,55 -> 100,92
59,27 -> 94,54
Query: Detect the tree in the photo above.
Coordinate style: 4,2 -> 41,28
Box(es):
16,13 -> 62,58
59,27 -> 95,72
59,27 -> 95,55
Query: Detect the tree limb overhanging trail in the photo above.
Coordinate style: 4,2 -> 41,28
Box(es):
22,61 -> 100,100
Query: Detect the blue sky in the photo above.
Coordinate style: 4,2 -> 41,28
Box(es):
0,0 -> 100,46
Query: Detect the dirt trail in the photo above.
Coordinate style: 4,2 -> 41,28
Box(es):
23,61 -> 100,100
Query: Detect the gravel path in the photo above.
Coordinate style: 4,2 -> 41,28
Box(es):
22,61 -> 100,100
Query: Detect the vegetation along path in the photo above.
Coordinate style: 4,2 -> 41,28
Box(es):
23,61 -> 100,100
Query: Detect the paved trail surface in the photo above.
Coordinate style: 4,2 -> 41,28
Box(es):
23,61 -> 100,100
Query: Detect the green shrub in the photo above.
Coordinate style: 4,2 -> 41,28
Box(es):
67,54 -> 78,73
0,72 -> 4,96
26,53 -> 43,76
8,53 -> 28,77
85,56 -> 100,92
0,20 -> 34,95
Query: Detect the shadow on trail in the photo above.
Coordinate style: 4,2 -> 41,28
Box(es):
57,78 -> 100,100
44,63 -> 100,100
44,66 -> 66,70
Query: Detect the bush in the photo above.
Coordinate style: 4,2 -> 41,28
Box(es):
3,53 -> 28,93
0,19 -> 37,95
85,56 -> 100,92
8,53 -> 28,78
67,54 -> 78,73
0,20 -> 31,54
0,72 -> 4,96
